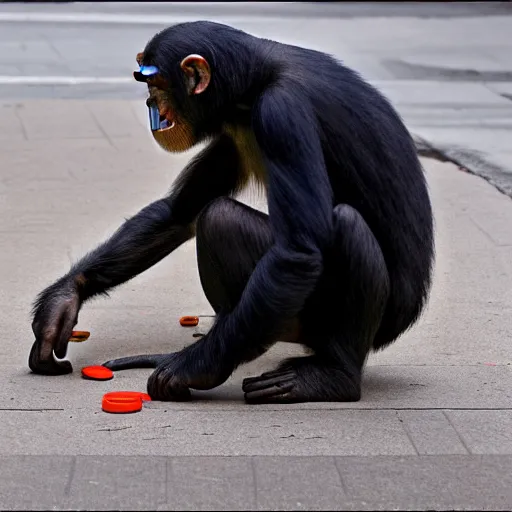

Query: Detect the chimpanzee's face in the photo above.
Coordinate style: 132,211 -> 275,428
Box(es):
145,83 -> 197,153
134,53 -> 197,153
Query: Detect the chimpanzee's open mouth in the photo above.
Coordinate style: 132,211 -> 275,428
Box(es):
148,104 -> 176,132
158,118 -> 176,131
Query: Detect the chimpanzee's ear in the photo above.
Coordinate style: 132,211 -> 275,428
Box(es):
180,54 -> 211,95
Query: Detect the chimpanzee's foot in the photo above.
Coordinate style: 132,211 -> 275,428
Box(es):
242,356 -> 361,404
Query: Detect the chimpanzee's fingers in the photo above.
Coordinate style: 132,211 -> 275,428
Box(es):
28,339 -> 73,375
102,354 -> 167,371
54,308 -> 79,359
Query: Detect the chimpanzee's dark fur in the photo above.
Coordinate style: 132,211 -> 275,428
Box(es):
30,21 -> 434,403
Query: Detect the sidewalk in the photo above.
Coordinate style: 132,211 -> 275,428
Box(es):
0,99 -> 511,510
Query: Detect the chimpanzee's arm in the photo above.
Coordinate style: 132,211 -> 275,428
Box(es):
29,134 -> 241,375
204,84 -> 334,365
68,134 -> 241,302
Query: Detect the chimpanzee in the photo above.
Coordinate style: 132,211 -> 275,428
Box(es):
29,21 -> 435,403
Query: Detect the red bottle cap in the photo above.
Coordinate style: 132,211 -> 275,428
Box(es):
102,393 -> 143,414
81,366 -> 114,381
179,316 -> 199,327
103,391 -> 152,402
69,330 -> 91,342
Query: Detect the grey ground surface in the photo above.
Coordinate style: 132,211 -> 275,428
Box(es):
0,2 -> 511,511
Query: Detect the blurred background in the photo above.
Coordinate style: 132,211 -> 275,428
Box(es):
1,1 -> 511,195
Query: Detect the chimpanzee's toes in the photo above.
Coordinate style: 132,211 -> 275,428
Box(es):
243,356 -> 361,404
242,370 -> 297,403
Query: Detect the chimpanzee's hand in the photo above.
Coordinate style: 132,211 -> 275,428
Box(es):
29,277 -> 82,375
146,343 -> 234,401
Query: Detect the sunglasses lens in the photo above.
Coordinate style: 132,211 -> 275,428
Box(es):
140,65 -> 159,76
148,105 -> 160,131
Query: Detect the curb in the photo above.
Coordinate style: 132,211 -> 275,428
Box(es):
413,134 -> 512,200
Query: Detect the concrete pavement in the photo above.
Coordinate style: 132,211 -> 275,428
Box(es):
1,102 -> 511,511
0,3 -> 511,510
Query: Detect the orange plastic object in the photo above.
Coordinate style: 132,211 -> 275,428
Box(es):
102,394 -> 142,414
69,330 -> 90,342
103,391 -> 152,402
179,315 -> 199,327
81,365 -> 114,381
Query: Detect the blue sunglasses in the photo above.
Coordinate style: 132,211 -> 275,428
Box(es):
135,65 -> 173,131
139,65 -> 159,76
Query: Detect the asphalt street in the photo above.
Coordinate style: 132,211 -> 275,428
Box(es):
0,1 -> 511,195
0,2 -> 511,511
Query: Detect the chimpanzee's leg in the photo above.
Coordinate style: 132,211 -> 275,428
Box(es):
196,197 -> 272,315
104,197 -> 297,373
242,204 -> 390,403
195,197 -> 302,348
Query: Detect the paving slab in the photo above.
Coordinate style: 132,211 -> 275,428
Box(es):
1,455 -> 512,511
254,456 -> 346,511
334,455 -> 512,511
0,408 -> 419,457
0,456 -> 75,510
68,456 -> 168,511
397,410 -> 469,455
446,410 -> 512,455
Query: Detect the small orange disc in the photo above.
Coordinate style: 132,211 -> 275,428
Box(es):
103,391 -> 152,402
102,395 -> 142,414
81,365 -> 114,381
179,316 -> 199,327
69,330 -> 90,342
